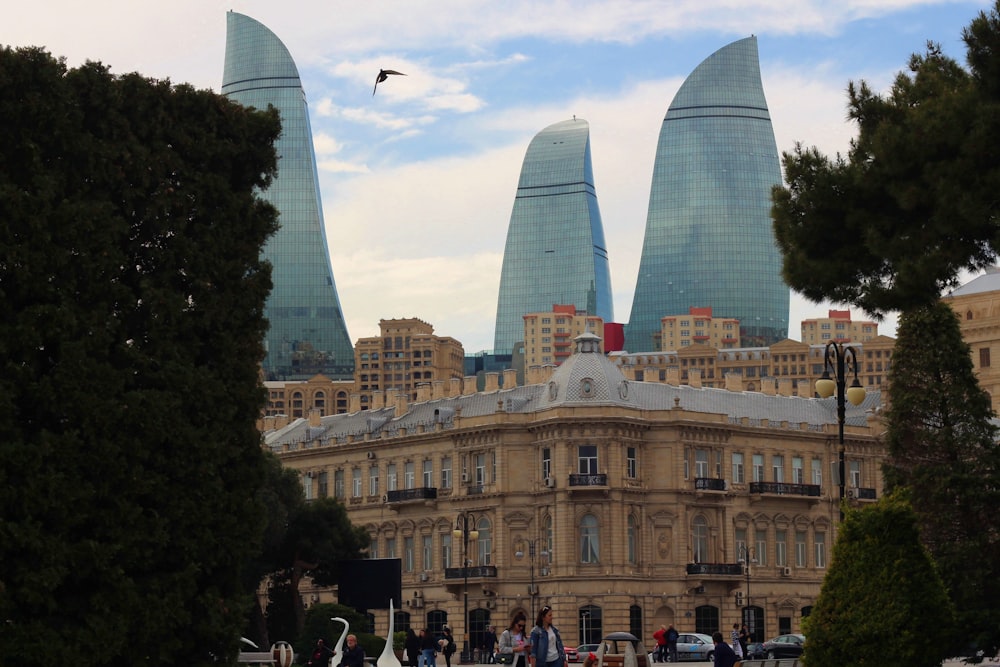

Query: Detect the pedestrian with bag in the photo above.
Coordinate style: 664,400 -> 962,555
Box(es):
529,605 -> 565,667
497,613 -> 530,667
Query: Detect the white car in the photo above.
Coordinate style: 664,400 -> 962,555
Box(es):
674,633 -> 715,662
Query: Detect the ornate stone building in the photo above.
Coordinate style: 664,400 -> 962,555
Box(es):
262,333 -> 885,649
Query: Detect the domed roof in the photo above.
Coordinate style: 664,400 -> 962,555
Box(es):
543,331 -> 632,406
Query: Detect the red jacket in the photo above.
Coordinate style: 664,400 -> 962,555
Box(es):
653,629 -> 666,647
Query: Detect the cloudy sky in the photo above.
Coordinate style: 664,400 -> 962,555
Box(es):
6,0 -> 992,352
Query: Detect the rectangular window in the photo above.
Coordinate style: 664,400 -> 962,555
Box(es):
755,529 -> 768,567
753,454 -> 764,482
386,537 -> 397,559
542,448 -> 551,479
981,347 -> 991,368
352,468 -> 362,498
441,457 -> 452,488
442,533 -> 452,569
387,464 -> 398,491
796,531 -> 807,567
369,465 -> 379,496
627,447 -> 637,478
317,471 -> 328,498
735,528 -> 747,557
475,453 -> 486,485
404,536 -> 414,572
772,455 -> 784,483
423,459 -> 433,488
334,470 -> 345,499
404,462 -> 415,489
370,537 -> 379,560
732,453 -> 745,484
303,473 -> 314,500
775,529 -> 787,567
422,535 -> 433,571
815,533 -> 827,568
850,460 -> 861,488
811,458 -> 823,487
578,445 -> 598,474
792,457 -> 804,484
695,449 -> 709,478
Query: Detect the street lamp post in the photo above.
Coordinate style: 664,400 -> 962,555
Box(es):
515,539 -> 549,621
815,341 -> 866,521
738,544 -> 757,641
453,512 -> 479,665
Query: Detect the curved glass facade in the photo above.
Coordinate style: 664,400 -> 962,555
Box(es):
493,119 -> 614,355
625,37 -> 789,351
222,12 -> 354,380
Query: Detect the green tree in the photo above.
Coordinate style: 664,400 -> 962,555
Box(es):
771,2 -> 1000,316
0,47 -> 280,665
803,492 -> 954,667
883,302 -> 1000,659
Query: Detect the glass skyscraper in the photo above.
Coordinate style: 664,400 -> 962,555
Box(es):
222,12 -> 354,380
625,36 -> 789,351
493,118 -> 614,355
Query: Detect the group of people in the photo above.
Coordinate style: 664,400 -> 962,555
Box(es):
712,624 -> 750,667
493,607 -> 566,667
306,635 -> 366,667
404,626 -> 457,667
651,625 -> 679,663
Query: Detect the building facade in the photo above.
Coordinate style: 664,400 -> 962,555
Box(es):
222,12 -> 355,381
493,119 -> 614,356
626,37 -> 788,352
355,318 -> 466,407
523,304 -> 605,367
944,267 -> 1000,413
264,333 -> 885,648
799,310 -> 879,345
657,307 -> 740,351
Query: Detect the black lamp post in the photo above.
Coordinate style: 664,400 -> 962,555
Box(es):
453,512 -> 479,664
738,544 -> 757,641
815,341 -> 866,521
515,539 -> 549,621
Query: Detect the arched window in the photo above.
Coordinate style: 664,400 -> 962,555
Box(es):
627,515 -> 638,564
477,517 -> 492,566
580,514 -> 600,563
694,605 -> 719,636
692,515 -> 709,563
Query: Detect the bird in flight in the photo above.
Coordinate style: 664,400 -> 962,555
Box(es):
373,69 -> 406,95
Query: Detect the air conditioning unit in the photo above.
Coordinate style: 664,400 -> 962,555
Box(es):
367,451 -> 376,459
407,598 -> 423,609
544,476 -> 555,488
419,572 -> 429,582
461,472 -> 469,483
782,566 -> 793,577
382,495 -> 388,503
414,590 -> 424,598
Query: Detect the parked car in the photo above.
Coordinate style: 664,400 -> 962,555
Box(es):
564,646 -> 580,663
744,642 -> 765,659
760,634 -> 805,659
674,633 -> 715,662
576,644 -> 603,662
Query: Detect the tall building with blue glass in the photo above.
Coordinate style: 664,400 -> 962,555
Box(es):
625,36 -> 789,351
222,12 -> 354,380
493,118 -> 614,355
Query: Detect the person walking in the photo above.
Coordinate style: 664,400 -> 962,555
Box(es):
405,628 -> 421,667
420,628 -> 438,667
738,624 -> 749,659
441,626 -> 457,667
483,626 -> 498,663
729,624 -> 743,660
498,613 -> 531,667
529,605 -> 565,667
665,625 -> 679,663
652,625 -> 667,663
711,632 -> 737,667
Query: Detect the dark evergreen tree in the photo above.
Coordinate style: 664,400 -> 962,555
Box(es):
884,302 -> 1000,659
771,1 -> 1000,316
803,492 -> 954,667
0,47 -> 281,665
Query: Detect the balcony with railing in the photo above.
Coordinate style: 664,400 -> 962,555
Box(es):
694,478 -> 727,492
386,487 -> 438,504
686,563 -> 744,576
749,481 -> 821,498
851,487 -> 877,501
569,473 -> 608,487
444,565 -> 499,580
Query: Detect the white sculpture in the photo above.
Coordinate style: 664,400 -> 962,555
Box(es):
376,600 -> 402,667
330,616 -> 350,667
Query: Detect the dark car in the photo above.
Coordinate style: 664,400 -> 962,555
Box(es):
760,634 -> 805,659
745,642 -> 765,659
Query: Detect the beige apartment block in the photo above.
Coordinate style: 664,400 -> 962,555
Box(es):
523,304 -> 604,367
944,267 -> 1000,413
800,310 -> 879,345
657,307 -> 740,351
262,332 -> 886,647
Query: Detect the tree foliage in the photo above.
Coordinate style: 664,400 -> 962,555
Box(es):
884,302 -> 1000,659
803,492 -> 954,667
772,2 -> 1000,315
0,46 -> 280,665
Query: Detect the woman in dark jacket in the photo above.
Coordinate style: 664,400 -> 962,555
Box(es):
405,628 -> 421,667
